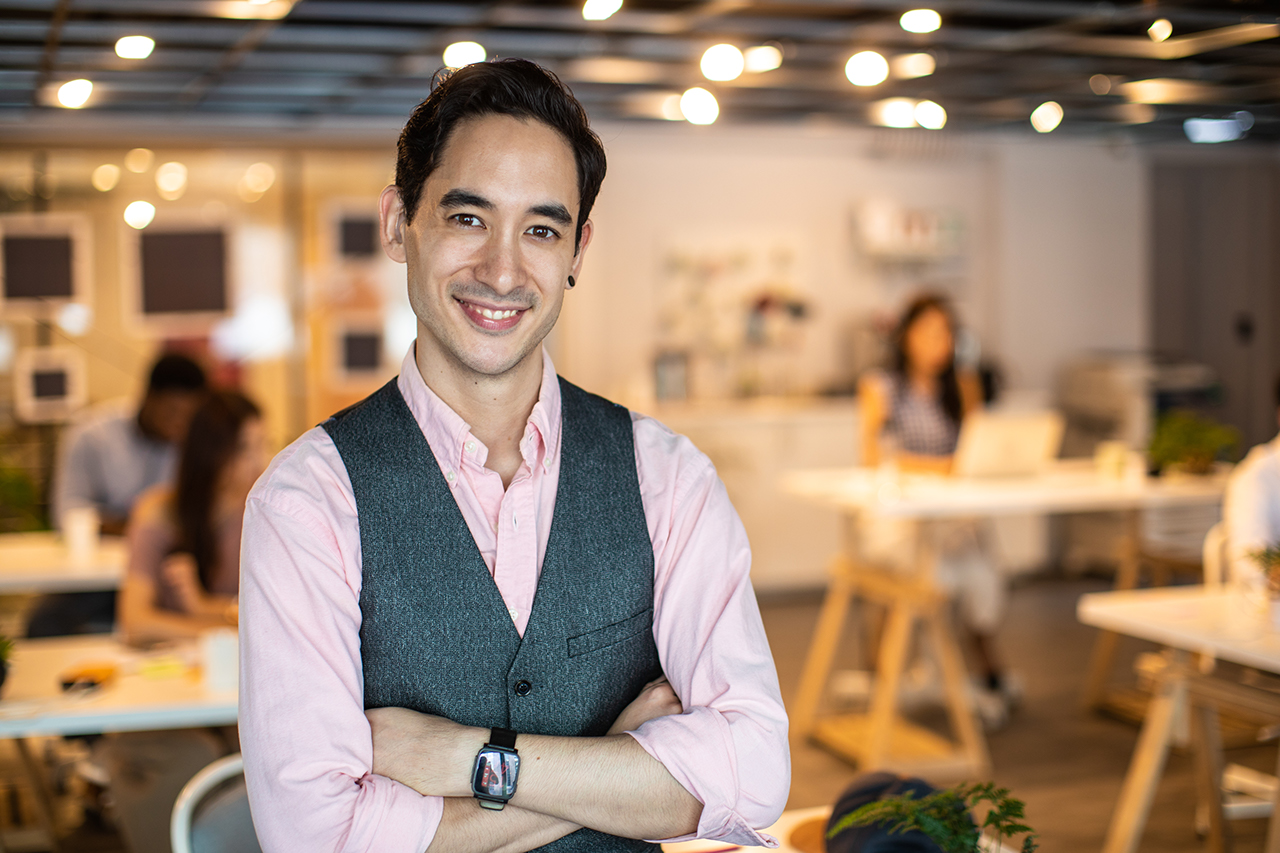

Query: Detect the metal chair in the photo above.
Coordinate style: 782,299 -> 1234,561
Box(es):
170,753 -> 261,853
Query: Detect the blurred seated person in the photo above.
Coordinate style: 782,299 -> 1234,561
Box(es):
119,390 -> 266,643
29,353 -> 207,638
857,295 -> 1016,716
105,390 -> 265,853
1225,374 -> 1280,585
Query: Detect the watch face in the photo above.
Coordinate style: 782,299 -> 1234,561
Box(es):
473,748 -> 520,799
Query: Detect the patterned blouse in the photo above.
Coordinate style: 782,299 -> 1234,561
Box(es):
880,372 -> 960,457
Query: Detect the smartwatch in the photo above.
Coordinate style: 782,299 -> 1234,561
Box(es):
471,727 -> 520,810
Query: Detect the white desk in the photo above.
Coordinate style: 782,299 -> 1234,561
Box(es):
0,532 -> 126,594
1079,587 -> 1280,853
783,460 -> 1226,518
0,635 -> 236,737
784,463 -> 1226,780
0,635 -> 235,851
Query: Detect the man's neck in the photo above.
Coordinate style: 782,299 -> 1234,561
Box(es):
414,340 -> 543,489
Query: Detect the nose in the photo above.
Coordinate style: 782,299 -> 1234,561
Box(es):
473,230 -> 523,296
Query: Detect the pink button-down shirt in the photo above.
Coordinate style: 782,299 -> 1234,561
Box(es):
239,347 -> 789,852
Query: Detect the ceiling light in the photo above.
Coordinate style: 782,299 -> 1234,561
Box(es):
124,201 -> 156,230
680,87 -> 719,125
1089,74 -> 1112,95
1030,101 -> 1064,133
900,9 -> 941,34
155,161 -> 188,200
243,162 -> 276,193
914,100 -> 947,129
582,0 -> 623,21
891,53 -> 935,79
1184,112 -> 1252,143
214,0 -> 293,19
744,45 -> 782,73
56,79 -> 92,108
443,41 -> 486,69
125,148 -> 153,173
872,98 -> 918,128
845,51 -> 889,87
91,164 -> 120,192
701,44 -> 744,82
1148,19 -> 1173,43
115,35 -> 154,59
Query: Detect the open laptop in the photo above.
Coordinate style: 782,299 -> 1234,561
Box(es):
953,410 -> 1065,478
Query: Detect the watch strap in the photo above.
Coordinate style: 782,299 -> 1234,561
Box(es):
488,727 -> 517,749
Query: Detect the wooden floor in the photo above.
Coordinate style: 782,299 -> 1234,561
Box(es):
763,574 -> 1278,853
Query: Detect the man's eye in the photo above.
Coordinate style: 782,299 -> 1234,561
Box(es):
451,214 -> 483,227
527,226 -> 559,240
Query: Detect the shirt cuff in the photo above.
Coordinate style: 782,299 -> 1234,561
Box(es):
628,709 -> 779,848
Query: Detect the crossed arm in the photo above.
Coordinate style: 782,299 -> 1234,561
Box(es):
367,676 -> 701,852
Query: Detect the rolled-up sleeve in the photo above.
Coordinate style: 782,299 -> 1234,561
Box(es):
239,431 -> 442,853
627,415 -> 790,847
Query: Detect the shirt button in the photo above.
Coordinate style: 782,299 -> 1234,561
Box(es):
512,515 -> 518,530
465,440 -> 476,454
508,608 -> 519,621
445,470 -> 456,483
514,680 -> 532,697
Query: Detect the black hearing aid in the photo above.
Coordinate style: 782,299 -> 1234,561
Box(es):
567,276 -> 576,288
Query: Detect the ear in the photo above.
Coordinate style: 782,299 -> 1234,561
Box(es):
569,219 -> 594,286
379,185 -> 408,264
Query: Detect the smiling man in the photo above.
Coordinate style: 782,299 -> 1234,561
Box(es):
239,59 -> 789,853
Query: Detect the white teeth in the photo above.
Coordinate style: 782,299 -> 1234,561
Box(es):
478,307 -> 518,320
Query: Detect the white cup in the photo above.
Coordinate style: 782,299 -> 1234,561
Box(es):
201,627 -> 239,693
63,506 -> 100,566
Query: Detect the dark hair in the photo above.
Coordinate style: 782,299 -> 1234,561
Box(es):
148,353 -> 206,394
174,391 -> 260,592
892,294 -> 963,426
395,58 -> 607,251
1275,372 -> 1280,408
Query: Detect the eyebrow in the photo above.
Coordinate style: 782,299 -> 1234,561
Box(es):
438,189 -> 573,227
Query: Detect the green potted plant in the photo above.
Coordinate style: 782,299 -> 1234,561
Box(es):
1147,411 -> 1239,476
827,781 -> 1038,853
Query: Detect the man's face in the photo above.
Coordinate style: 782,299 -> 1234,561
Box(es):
138,390 -> 202,444
381,113 -> 591,379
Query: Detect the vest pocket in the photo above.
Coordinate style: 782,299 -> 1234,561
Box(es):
566,608 -> 654,658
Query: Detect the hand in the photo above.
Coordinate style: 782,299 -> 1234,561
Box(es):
160,553 -> 206,613
607,676 -> 683,735
366,707 -> 487,798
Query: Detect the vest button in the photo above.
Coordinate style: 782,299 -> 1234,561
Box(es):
514,679 -> 532,697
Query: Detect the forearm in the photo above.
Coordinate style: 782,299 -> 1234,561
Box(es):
897,452 -> 953,474
382,722 -> 701,840
512,731 -> 701,838
122,605 -> 226,642
426,798 -> 578,853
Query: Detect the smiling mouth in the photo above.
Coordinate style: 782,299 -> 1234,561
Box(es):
457,297 -> 528,332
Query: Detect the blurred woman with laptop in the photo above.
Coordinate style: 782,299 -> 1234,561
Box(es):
857,294 -> 1018,723
104,389 -> 267,853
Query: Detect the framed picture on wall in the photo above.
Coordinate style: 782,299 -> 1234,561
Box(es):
121,212 -> 232,335
330,312 -> 389,386
13,346 -> 87,424
0,213 -> 92,317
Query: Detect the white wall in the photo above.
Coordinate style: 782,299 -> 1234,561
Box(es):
554,122 -> 1150,407
988,136 -> 1150,394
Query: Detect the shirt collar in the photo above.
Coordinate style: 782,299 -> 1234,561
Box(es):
395,344 -> 562,471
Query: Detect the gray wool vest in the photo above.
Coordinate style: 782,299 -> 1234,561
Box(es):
322,377 -> 663,853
